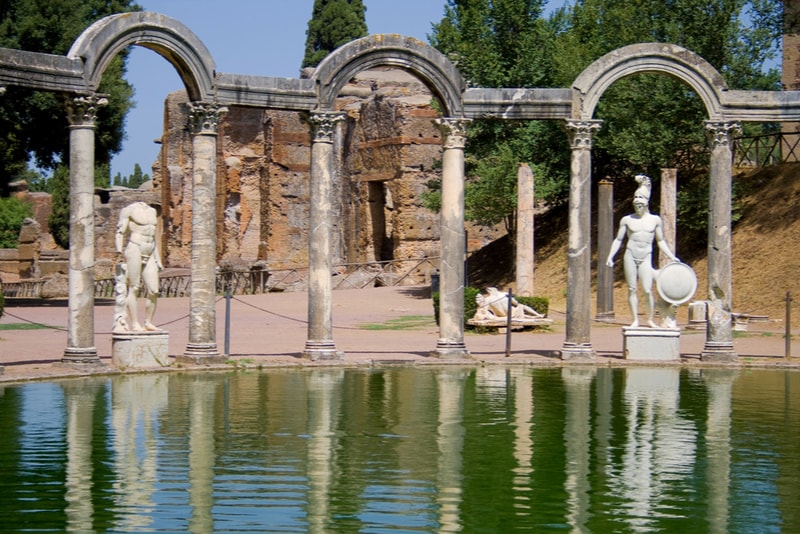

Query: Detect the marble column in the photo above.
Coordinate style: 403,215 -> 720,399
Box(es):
659,168 -> 678,268
63,95 -> 106,364
303,111 -> 346,361
180,102 -> 227,364
516,163 -> 535,297
702,121 -> 741,362
561,120 -> 601,360
596,179 -> 615,322
433,118 -> 470,359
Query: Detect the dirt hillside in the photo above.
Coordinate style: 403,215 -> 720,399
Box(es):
467,163 -> 800,331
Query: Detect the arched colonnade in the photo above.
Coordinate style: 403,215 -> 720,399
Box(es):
2,12 -> 800,363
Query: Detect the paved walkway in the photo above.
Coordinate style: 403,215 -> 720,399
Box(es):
1,286 -> 797,382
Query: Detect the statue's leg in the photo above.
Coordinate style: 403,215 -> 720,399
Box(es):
125,247 -> 144,331
623,252 -> 639,327
142,259 -> 159,330
639,264 -> 657,327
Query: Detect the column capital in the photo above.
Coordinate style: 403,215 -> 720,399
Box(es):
564,119 -> 602,149
704,120 -> 741,148
66,94 -> 108,127
436,117 -> 470,149
309,110 -> 347,143
187,101 -> 228,135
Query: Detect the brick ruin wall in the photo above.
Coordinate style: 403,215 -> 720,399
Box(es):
2,68 -> 503,287
151,68 -> 502,273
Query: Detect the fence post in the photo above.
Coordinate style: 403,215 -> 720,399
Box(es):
786,291 -> 792,358
505,288 -> 513,357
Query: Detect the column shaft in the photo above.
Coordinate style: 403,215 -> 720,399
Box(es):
562,120 -> 601,360
303,111 -> 345,360
181,102 -> 227,364
434,118 -> 470,359
516,163 -> 535,297
702,121 -> 740,362
63,96 -> 106,364
659,168 -> 678,268
596,179 -> 615,321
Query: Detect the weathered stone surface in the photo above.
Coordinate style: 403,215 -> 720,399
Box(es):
151,69 -> 503,277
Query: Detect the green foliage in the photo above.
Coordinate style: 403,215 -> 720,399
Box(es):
112,163 -> 151,188
302,0 -> 368,68
48,165 -> 71,249
516,295 -> 548,316
0,0 -> 140,193
552,0 -> 782,171
0,196 -> 33,248
429,0 -> 570,232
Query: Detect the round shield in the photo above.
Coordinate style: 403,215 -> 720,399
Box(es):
656,262 -> 698,306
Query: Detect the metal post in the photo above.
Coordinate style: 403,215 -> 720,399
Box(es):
505,288 -> 513,357
224,288 -> 231,356
786,291 -> 792,358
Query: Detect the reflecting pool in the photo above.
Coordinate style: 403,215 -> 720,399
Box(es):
0,367 -> 798,532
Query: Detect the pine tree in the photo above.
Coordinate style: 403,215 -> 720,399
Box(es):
302,0 -> 368,68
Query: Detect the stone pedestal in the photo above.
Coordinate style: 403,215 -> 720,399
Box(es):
112,331 -> 170,368
623,327 -> 681,361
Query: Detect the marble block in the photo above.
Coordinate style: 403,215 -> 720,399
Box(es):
623,327 -> 681,361
112,331 -> 170,368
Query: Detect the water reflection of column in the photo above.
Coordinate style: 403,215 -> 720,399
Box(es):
562,367 -> 595,532
111,375 -> 169,530
306,369 -> 344,533
63,379 -> 101,532
617,368 -> 695,530
188,378 -> 217,534
703,369 -> 737,534
510,368 -> 533,511
437,369 -> 468,532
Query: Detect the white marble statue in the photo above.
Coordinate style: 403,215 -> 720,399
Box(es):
113,202 -> 162,332
473,287 -> 545,323
606,175 -> 678,328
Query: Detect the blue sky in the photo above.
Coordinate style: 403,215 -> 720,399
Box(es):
112,1 -> 449,178
113,1 -> 568,178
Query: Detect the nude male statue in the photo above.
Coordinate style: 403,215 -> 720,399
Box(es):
606,175 -> 678,328
113,202 -> 162,332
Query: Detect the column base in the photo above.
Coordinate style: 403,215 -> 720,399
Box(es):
302,340 -> 343,361
176,343 -> 226,365
61,346 -> 101,365
560,342 -> 596,360
594,311 -> 616,323
701,341 -> 738,363
0,365 -> 5,375
431,339 -> 470,359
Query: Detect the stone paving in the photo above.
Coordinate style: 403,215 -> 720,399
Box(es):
1,286 -> 797,383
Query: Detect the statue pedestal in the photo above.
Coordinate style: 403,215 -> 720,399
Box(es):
112,331 -> 170,368
623,327 -> 681,361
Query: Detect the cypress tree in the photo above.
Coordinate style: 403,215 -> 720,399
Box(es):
302,0 -> 368,68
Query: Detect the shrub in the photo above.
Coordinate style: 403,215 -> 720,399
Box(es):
0,196 -> 33,248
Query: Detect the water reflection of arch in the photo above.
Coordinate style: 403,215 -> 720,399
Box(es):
67,12 -> 216,101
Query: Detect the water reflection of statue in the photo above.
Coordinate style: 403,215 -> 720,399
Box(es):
113,202 -> 162,332
606,175 -> 678,328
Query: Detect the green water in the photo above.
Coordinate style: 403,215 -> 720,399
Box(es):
0,367 -> 797,533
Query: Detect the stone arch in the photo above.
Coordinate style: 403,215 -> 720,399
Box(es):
68,12 -> 216,101
572,43 -> 728,120
311,34 -> 465,115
